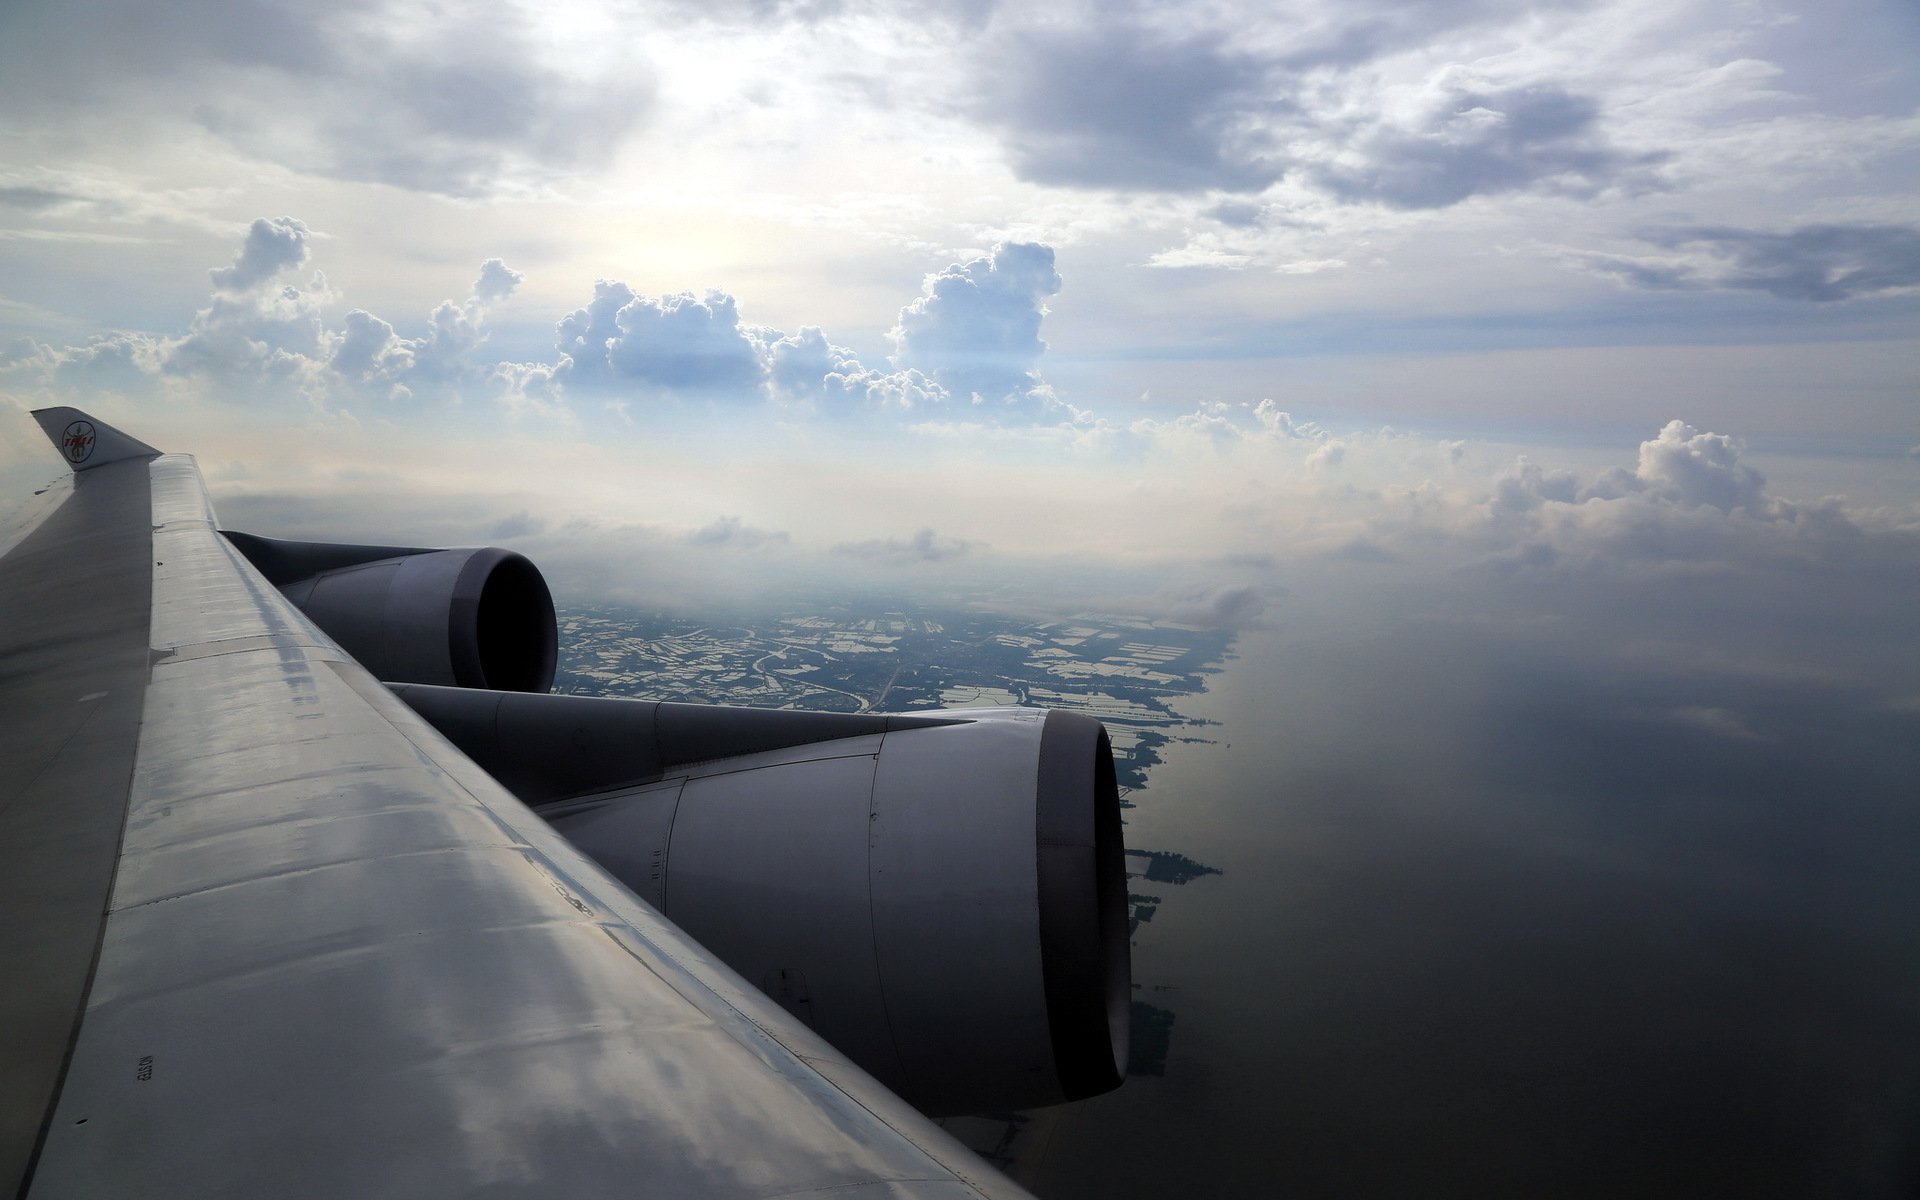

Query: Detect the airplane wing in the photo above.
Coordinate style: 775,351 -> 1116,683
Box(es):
0,409 -> 1125,1198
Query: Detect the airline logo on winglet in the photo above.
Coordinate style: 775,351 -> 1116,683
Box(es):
61,420 -> 97,464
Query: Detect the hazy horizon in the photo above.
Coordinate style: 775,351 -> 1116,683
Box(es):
2,0 -> 1917,1194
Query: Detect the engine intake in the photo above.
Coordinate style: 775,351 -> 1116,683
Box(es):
389,685 -> 1131,1116
223,532 -> 557,692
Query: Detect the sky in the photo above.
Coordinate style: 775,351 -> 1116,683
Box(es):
0,0 -> 1916,620
3,4 -> 1918,1193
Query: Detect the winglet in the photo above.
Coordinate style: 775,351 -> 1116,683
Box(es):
30,406 -> 161,471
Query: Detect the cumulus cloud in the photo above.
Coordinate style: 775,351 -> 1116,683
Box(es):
1583,224 -> 1920,302
1492,456 -> 1582,518
6,221 -> 1076,426
1133,401 -> 1244,451
472,258 -> 525,305
167,220 -> 336,389
209,217 -> 312,292
1483,422 -> 1779,522
1115,399 -> 1365,462
1,217 -> 527,408
890,242 -> 1064,415
607,292 -> 765,391
831,527 -> 977,563
554,285 -> 764,394
330,310 -> 413,382
1631,421 -> 1770,515
1307,440 -> 1347,470
327,252 -> 524,397
766,326 -> 946,413
1254,401 -> 1332,442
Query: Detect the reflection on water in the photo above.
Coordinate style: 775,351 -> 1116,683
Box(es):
562,592 -> 1920,1197
956,608 -> 1920,1199
1127,1002 -> 1176,1079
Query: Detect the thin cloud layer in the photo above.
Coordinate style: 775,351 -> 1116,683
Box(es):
1586,224 -> 1920,302
689,515 -> 791,549
831,528 -> 978,564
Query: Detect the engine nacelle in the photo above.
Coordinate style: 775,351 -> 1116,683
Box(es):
223,531 -> 557,693
389,685 -> 1131,1116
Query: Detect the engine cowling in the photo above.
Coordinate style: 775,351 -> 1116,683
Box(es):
223,531 -> 557,692
389,685 -> 1131,1116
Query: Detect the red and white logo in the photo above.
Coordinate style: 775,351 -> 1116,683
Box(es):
62,419 -> 97,464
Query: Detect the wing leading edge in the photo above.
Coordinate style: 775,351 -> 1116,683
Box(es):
4,412 -> 1033,1199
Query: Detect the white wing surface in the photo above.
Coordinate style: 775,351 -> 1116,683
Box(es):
0,414 -> 1032,1199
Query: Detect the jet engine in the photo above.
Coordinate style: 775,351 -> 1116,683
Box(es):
389,683 -> 1132,1117
223,531 -> 557,693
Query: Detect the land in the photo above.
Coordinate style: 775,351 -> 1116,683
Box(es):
553,599 -> 1233,793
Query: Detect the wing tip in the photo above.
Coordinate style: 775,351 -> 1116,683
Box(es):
29,406 -> 162,471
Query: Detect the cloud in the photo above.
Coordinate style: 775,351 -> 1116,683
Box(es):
1631,421 -> 1770,515
487,510 -> 547,540
553,281 -> 637,391
1311,82 -> 1665,210
331,310 -> 413,382
1,218 -> 529,408
557,286 -> 765,394
472,258 -> 525,305
831,527 -> 977,563
1482,422 -> 1776,523
209,217 -> 312,292
1159,582 -> 1267,629
1205,200 -> 1268,228
1307,440 -> 1348,470
890,242 -> 1062,412
765,326 -> 947,413
955,8 -> 1683,211
1492,456 -> 1582,518
1133,401 -> 1244,451
5,220 -> 1071,425
0,167 -> 237,235
0,0 -> 654,198
1658,705 -> 1761,741
1254,402 -> 1331,442
969,22 -> 1278,193
167,220 -> 336,388
688,515 -> 790,549
1585,224 -> 1920,302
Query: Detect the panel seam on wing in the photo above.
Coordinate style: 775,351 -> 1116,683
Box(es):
108,842 -> 530,912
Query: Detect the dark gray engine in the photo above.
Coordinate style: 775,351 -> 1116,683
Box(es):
223,531 -> 557,692
389,684 -> 1132,1117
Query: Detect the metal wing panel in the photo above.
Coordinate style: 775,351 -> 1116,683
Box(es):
0,465 -> 152,1196
21,453 -> 1029,1200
